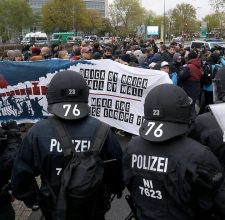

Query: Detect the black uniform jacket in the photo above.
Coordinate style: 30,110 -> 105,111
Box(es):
0,139 -> 20,206
189,111 -> 225,167
11,116 -> 124,207
123,135 -> 225,220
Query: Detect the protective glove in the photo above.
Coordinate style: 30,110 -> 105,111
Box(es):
195,166 -> 223,191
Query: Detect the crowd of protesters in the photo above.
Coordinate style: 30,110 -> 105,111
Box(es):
1,37 -> 225,219
1,37 -> 225,119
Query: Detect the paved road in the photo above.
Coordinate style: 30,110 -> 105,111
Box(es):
26,132 -> 134,220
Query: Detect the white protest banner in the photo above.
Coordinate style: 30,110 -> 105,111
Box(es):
69,59 -> 172,135
0,59 -> 171,134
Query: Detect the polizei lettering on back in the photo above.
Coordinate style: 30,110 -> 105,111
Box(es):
131,154 -> 168,173
50,139 -> 90,152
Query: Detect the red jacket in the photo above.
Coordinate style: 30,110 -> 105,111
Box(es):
187,58 -> 202,81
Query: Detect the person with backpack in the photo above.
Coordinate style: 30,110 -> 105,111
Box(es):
11,70 -> 124,220
199,52 -> 222,114
123,84 -> 225,220
0,121 -> 21,220
178,50 -> 202,119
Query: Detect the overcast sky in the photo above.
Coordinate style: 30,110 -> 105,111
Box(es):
108,0 -> 214,19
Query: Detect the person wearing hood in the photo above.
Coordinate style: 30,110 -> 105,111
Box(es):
173,53 -> 183,71
178,51 -> 202,119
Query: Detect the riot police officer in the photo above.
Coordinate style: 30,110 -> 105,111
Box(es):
0,121 -> 21,220
189,66 -> 225,167
11,70 -> 124,220
123,84 -> 225,220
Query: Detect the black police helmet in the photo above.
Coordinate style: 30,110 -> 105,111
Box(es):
46,70 -> 89,120
139,84 -> 192,142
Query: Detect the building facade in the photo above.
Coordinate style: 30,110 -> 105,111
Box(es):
26,0 -> 48,14
27,0 -> 108,17
83,0 -> 108,17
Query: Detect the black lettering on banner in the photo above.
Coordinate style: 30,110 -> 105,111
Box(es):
109,109 -> 113,118
102,99 -> 107,107
107,82 -> 117,92
90,69 -> 94,79
108,71 -> 114,81
95,108 -> 101,117
99,81 -> 104,90
107,82 -> 112,91
108,99 -> 112,108
132,87 -> 138,96
120,102 -> 125,111
121,75 -> 127,84
95,70 -> 100,79
127,76 -> 132,85
108,71 -> 118,82
120,85 -> 144,97
120,85 -> 126,94
91,98 -> 96,106
119,112 -> 124,121
113,72 -> 118,82
91,107 -> 95,116
91,98 -> 112,108
127,86 -> 132,95
112,83 -> 117,92
136,116 -> 144,126
84,69 -> 90,78
115,100 -> 119,110
90,107 -> 101,117
103,108 -> 108,117
124,113 -> 129,122
82,69 -> 106,80
96,98 -> 101,107
87,80 -> 93,88
93,80 -> 99,90
138,89 -> 143,97
114,110 -> 119,119
142,79 -> 148,89
103,108 -> 135,123
137,78 -> 142,87
129,114 -> 134,123
91,80 -> 104,90
125,102 -> 130,112
115,101 -> 130,111
132,77 -> 138,87
100,70 -> 105,80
